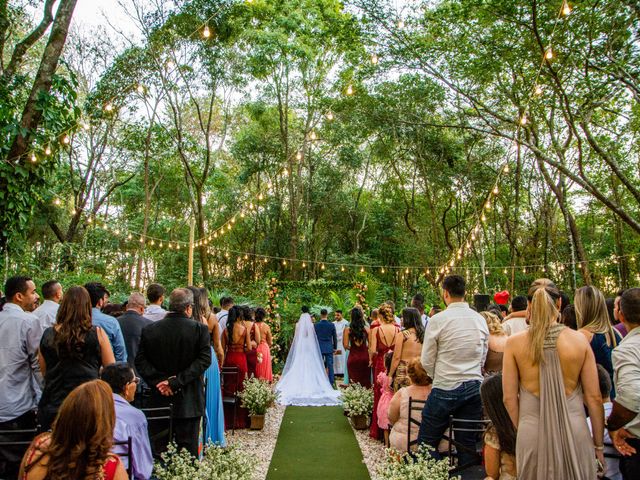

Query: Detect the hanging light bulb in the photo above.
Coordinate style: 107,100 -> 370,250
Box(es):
282,260 -> 287,266
53,198 -> 61,206
346,84 -> 353,96
485,269 -> 490,275
127,233 -> 133,240
371,53 -> 378,65
62,135 -> 70,145
136,84 -> 145,94
326,111 -> 334,121
203,25 -> 211,38
493,186 -> 499,195
104,103 -> 113,112
485,200 -> 491,211
321,264 -> 326,270
520,114 -> 528,125
562,1 -> 571,16
503,268 -> 508,274
150,239 -> 155,246
405,268 -> 409,274
545,47 -> 554,60
341,266 -> 345,272
302,262 -> 306,268
258,193 -> 264,201
426,268 -> 431,275
397,19 -> 405,29
503,163 -> 510,173
45,145 -> 52,155
263,257 -> 268,263
82,122 -> 90,130
360,266 -> 365,273
309,130 -> 317,141
296,151 -> 303,161
481,213 -> 487,222
30,153 -> 37,162
381,267 -> 385,273
534,85 -> 543,96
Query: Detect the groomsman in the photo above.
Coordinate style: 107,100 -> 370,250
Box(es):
333,310 -> 348,377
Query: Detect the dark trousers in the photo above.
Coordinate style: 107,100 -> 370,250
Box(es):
174,417 -> 201,458
0,410 -> 38,480
322,353 -> 335,385
620,438 -> 640,480
417,380 -> 482,467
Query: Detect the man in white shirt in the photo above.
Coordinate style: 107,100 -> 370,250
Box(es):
607,288 -> 640,479
144,283 -> 167,322
502,295 -> 528,336
32,280 -> 62,329
217,296 -> 234,338
418,275 -> 489,467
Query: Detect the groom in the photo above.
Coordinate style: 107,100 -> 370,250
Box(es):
314,308 -> 337,386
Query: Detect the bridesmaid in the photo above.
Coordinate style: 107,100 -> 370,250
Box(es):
369,303 -> 399,440
222,305 -> 251,429
343,307 -> 371,388
388,307 -> 424,391
187,287 -> 226,445
242,306 -> 261,378
254,307 -> 273,382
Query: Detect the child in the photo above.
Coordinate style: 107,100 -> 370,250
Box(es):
376,351 -> 394,447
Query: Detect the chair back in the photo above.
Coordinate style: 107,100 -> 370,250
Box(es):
141,404 -> 174,454
407,397 -> 426,452
221,366 -> 241,394
446,415 -> 491,472
112,436 -> 133,478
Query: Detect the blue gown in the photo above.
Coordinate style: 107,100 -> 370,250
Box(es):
204,347 -> 226,446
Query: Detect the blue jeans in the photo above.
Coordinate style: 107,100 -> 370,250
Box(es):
322,353 -> 335,385
417,380 -> 482,467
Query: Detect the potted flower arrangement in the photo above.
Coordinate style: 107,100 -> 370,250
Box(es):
340,383 -> 373,430
377,445 -> 459,480
154,442 -> 253,479
238,377 -> 279,430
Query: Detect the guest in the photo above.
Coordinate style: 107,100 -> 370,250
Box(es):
188,286 -> 225,446
501,295 -> 528,336
242,306 -> 261,378
411,293 -> 429,328
561,304 -> 578,330
613,290 -> 628,338
32,280 -> 62,329
19,380 -> 127,480
560,291 -> 571,313
502,281 -> 603,479
386,300 -> 402,326
102,302 -> 125,318
344,307 -> 371,388
575,285 -> 621,397
481,311 -> 507,374
101,363 -> 153,480
388,358 -> 433,453
370,303 -> 399,439
0,276 -> 42,478
37,286 -> 115,431
254,307 -> 273,382
117,292 -> 152,370
389,307 -> 424,391
221,305 -> 251,429
480,374 -> 517,480
607,288 -> 640,479
428,305 -> 442,317
588,365 -> 621,480
136,288 -> 211,456
376,352 -> 394,447
418,275 -> 488,466
144,283 -> 167,322
315,308 -> 337,386
217,296 -> 235,338
333,310 -> 348,379
367,308 -> 380,350
84,282 -> 127,362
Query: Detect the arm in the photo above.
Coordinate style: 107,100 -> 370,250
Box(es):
167,325 -> 212,392
221,329 -> 228,352
97,327 -> 116,366
244,327 -> 251,351
420,320 -> 438,379
343,327 -> 350,351
210,315 -> 224,364
483,443 -> 501,479
502,337 -> 520,428
113,460 -> 129,480
38,350 -> 46,377
608,345 -> 640,455
111,320 -> 127,363
254,323 -> 261,345
581,346 -> 604,446
26,318 -> 44,387
387,390 -> 402,424
389,332 -> 403,378
135,330 -> 166,387
369,328 -> 377,358
265,325 -> 273,347
131,420 -> 154,480
332,324 -> 337,350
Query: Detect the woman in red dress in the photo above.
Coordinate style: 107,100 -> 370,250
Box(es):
222,306 -> 251,429
344,307 -> 371,388
369,303 -> 399,440
254,307 -> 274,382
242,306 -> 261,378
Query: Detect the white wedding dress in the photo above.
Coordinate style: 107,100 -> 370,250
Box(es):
275,313 -> 342,406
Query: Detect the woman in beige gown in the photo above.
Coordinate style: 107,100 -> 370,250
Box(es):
503,280 -> 604,480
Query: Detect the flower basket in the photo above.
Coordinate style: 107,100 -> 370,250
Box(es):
340,383 -> 374,421
349,414 -> 369,430
238,377 -> 279,417
250,414 -> 265,430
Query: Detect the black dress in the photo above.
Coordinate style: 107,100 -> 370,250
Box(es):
37,327 -> 101,430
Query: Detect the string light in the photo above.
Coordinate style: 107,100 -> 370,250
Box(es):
62,135 -> 70,145
321,264 -> 326,270
371,53 -> 378,65
104,103 -> 113,112
381,267 -> 385,273
45,146 -> 52,155
562,1 -> 571,16
397,19 -> 405,29
346,84 -> 353,96
53,198 -> 61,206
503,164 -> 510,173
493,186 -> 499,195
326,111 -> 334,121
136,84 -> 145,94
341,266 -> 345,272
296,151 -> 303,161
30,153 -> 37,162
545,47 -> 554,60
203,25 -> 211,38
534,85 -> 543,96
520,114 -> 528,125
309,130 -> 317,141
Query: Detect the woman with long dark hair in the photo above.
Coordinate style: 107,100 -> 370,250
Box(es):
241,306 -> 261,378
389,307 -> 424,391
481,374 -> 517,480
344,307 -> 371,388
20,380 -> 127,479
254,307 -> 273,382
37,286 -> 115,431
221,305 -> 251,429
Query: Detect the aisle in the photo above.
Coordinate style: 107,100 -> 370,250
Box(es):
265,406 -> 370,480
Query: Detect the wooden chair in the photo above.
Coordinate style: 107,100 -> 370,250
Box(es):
112,436 -> 133,478
141,404 -> 173,459
221,366 -> 241,434
446,415 -> 491,473
406,397 -> 426,452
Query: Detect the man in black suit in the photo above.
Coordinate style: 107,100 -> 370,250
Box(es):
314,308 -> 337,386
135,288 -> 211,457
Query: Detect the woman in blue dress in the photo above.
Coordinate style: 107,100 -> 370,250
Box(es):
188,287 -> 226,447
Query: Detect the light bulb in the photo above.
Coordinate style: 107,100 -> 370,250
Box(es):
397,19 -> 405,29
240,212 -> 245,218
258,193 -> 264,200
105,103 -> 113,112
503,164 -> 510,173
127,234 -> 132,240
426,269 -> 430,274
493,186 -> 499,195
405,268 -> 409,274
296,151 -> 303,161
150,240 -> 155,246
53,198 -> 61,206
534,85 -> 543,96
30,153 -> 37,162
481,214 -> 487,222
545,47 -> 553,60
326,111 -> 334,121
360,267 -> 365,273
309,131 -> 317,141
485,270 -> 489,275
520,114 -> 528,125
203,25 -> 211,38
341,266 -> 345,272
139,237 -> 145,243
346,84 -> 353,96
282,260 -> 287,265
302,262 -> 306,268
381,267 -> 385,273
45,146 -> 52,155
371,54 -> 378,65
503,269 -> 508,274
82,122 -> 90,130
264,258 -> 268,263
62,135 -> 70,145
562,1 -> 571,15
136,84 -> 145,94
321,264 -> 325,270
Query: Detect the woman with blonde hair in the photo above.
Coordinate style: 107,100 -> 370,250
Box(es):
503,280 -> 604,479
20,380 -> 127,479
481,311 -> 507,374
575,285 -> 621,397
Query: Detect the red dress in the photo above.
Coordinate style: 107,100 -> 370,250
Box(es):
370,326 -> 397,439
222,328 -> 249,429
347,337 -> 371,388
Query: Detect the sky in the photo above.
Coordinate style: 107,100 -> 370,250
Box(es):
71,0 -> 136,34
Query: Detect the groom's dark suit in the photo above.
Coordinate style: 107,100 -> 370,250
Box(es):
314,318 -> 337,385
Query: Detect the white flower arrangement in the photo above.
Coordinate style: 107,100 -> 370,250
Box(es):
154,442 -> 253,480
340,383 -> 374,417
377,445 -> 460,480
238,377 -> 279,415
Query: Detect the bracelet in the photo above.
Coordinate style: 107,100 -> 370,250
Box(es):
594,445 -> 604,451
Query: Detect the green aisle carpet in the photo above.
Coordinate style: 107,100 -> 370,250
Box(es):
266,406 -> 370,480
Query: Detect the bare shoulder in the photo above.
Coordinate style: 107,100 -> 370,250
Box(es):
558,327 -> 590,349
506,330 -> 528,347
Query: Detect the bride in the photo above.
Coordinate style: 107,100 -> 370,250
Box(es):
275,310 -> 342,406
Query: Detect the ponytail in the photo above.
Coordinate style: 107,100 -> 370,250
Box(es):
527,283 -> 561,365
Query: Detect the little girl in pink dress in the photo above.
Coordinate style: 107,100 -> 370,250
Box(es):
376,352 -> 394,446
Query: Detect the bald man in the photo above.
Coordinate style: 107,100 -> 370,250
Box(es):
117,293 -> 153,372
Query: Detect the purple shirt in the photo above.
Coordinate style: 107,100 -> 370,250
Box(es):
112,394 -> 153,479
615,322 -> 628,338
